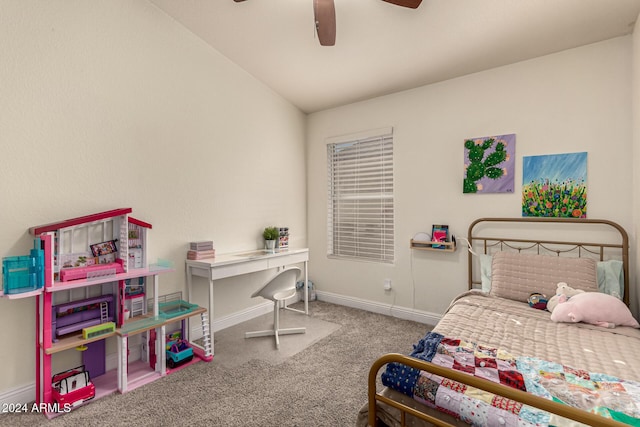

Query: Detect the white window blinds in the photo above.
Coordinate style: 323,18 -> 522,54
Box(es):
327,129 -> 394,263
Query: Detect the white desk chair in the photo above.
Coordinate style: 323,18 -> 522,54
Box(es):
245,267 -> 306,349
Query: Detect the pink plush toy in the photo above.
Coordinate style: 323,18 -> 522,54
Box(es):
550,292 -> 640,328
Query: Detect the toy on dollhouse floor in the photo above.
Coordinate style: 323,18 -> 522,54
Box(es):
51,365 -> 95,408
166,331 -> 194,369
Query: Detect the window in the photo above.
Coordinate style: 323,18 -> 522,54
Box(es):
327,128 -> 394,263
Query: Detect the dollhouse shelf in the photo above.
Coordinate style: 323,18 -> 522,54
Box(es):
45,331 -> 118,355
2,267 -> 172,297
1,289 -> 43,300
118,307 -> 206,336
45,266 -> 174,293
410,239 -> 456,253
46,306 -> 207,355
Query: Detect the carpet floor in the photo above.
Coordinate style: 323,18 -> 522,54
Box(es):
0,301 -> 432,427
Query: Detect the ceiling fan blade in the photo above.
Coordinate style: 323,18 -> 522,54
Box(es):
381,0 -> 422,8
314,0 -> 336,46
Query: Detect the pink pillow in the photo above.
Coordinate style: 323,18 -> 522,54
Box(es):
550,292 -> 639,328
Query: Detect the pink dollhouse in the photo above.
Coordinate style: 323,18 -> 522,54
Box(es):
2,208 -> 212,417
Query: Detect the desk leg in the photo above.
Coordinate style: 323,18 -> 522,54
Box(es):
208,276 -> 214,355
185,266 -> 215,356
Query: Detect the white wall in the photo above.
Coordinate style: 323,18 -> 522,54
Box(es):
307,36 -> 635,319
0,1 -> 306,395
1,0 -> 637,405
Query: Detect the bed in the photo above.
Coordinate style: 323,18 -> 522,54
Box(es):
358,217 -> 640,427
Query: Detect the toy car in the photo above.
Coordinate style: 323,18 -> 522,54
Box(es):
166,339 -> 193,369
51,365 -> 95,407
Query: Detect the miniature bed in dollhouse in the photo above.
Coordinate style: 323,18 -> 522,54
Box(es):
51,294 -> 115,342
358,217 -> 640,427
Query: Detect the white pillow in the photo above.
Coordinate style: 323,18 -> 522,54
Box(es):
596,259 -> 624,299
479,254 -> 492,292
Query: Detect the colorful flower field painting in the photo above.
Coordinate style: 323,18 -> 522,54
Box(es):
463,134 -> 515,194
522,152 -> 587,218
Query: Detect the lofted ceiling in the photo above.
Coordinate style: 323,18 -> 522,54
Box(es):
149,0 -> 640,114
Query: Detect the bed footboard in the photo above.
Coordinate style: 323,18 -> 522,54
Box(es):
368,353 -> 628,427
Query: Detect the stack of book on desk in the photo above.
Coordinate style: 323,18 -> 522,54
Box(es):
187,241 -> 215,260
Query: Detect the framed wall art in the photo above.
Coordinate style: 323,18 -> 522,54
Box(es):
522,152 -> 587,218
463,133 -> 515,194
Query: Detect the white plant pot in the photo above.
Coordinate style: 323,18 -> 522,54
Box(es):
265,240 -> 276,252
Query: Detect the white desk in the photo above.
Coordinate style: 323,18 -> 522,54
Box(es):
185,248 -> 309,355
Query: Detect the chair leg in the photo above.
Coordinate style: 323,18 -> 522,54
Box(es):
244,301 -> 306,349
278,327 -> 306,335
245,302 -> 278,340
274,303 -> 280,349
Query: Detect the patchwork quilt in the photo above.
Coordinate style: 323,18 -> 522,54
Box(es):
381,332 -> 640,426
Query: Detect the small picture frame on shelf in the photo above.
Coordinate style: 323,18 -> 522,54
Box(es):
278,227 -> 289,249
90,240 -> 118,257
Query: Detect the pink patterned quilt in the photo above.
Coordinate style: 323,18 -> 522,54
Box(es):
381,332 -> 640,426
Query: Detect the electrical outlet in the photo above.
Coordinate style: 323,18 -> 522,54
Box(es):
384,279 -> 392,291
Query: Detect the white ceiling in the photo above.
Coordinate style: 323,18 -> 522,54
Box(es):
149,0 -> 640,113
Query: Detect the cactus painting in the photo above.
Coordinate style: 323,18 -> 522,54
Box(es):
522,152 -> 587,218
463,134 -> 515,193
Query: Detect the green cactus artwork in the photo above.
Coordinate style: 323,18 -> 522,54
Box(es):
463,134 -> 515,194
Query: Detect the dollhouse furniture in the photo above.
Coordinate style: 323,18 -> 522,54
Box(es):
125,293 -> 145,318
244,267 -> 306,349
1,238 -> 44,296
51,294 -> 115,342
60,261 -> 125,281
51,365 -> 95,407
185,247 -> 309,355
0,208 -> 213,418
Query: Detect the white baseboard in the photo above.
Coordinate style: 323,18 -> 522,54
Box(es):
315,290 -> 442,326
199,292 -> 441,333
0,383 -> 35,406
1,294 -> 438,406
190,300 -> 273,338
213,301 -> 274,332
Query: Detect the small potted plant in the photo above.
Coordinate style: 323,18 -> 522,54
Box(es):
263,226 -> 279,252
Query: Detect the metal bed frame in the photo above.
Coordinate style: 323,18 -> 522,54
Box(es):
367,217 -> 631,427
466,217 -> 629,305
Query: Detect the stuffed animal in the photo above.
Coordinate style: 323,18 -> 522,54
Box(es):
546,282 -> 584,313
550,292 -> 640,328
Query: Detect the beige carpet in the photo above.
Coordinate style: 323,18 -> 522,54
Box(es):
210,307 -> 341,368
0,301 -> 431,427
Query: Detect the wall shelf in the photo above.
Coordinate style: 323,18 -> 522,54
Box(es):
410,239 -> 456,253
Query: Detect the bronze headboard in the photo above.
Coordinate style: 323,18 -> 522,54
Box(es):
467,217 -> 629,306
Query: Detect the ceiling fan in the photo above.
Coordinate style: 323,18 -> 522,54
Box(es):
233,0 -> 422,46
